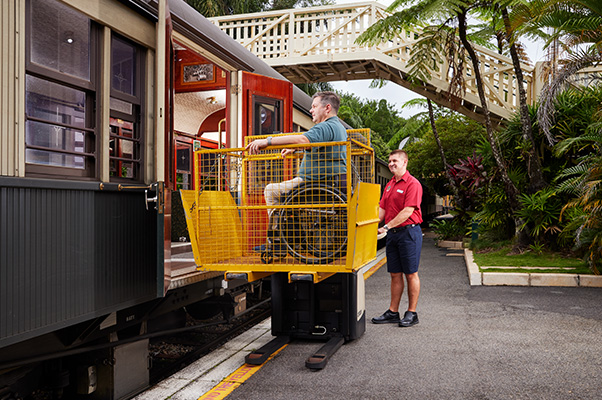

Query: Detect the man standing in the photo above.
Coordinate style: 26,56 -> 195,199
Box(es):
372,150 -> 423,327
246,91 -> 347,253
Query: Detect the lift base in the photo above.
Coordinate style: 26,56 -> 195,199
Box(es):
305,336 -> 345,370
244,335 -> 289,365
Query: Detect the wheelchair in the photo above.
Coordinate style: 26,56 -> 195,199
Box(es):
260,179 -> 348,265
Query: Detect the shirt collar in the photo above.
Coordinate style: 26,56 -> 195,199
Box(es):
394,170 -> 409,183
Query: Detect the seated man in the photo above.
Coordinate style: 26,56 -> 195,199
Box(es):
246,91 -> 347,255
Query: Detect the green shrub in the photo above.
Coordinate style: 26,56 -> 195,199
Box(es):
430,218 -> 466,241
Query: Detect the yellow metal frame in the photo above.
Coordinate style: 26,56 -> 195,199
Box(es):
180,129 -> 380,282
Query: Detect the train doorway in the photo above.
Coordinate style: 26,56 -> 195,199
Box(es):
167,40 -> 230,283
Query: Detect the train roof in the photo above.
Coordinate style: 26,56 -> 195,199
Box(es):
121,0 -> 313,116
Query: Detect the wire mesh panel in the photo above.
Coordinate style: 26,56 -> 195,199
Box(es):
180,129 -> 378,275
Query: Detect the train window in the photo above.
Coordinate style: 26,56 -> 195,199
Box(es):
25,77 -> 92,170
176,142 -> 192,190
109,118 -> 138,179
111,36 -> 136,96
25,0 -> 97,178
25,0 -> 145,181
109,33 -> 145,182
29,0 -> 90,81
252,96 -> 282,136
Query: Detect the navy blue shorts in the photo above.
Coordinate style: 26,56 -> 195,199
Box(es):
386,224 -> 422,274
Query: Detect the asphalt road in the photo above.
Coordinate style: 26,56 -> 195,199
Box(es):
226,234 -> 602,400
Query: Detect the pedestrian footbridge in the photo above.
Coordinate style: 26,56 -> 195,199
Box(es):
209,2 -> 532,122
210,1 -> 598,123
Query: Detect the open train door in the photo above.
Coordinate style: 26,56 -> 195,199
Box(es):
241,71 -> 293,140
240,72 -> 294,247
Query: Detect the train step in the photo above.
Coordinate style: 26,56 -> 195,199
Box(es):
171,241 -> 192,255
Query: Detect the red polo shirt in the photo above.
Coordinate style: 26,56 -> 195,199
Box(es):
380,171 -> 423,226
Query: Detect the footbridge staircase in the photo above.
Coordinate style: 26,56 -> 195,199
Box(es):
209,1 -> 599,123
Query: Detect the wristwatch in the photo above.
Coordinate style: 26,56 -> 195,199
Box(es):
383,224 -> 389,231
267,136 -> 273,146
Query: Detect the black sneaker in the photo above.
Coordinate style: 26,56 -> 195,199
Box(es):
371,309 -> 400,324
399,311 -> 419,327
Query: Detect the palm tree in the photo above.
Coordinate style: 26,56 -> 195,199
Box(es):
531,0 -> 602,142
473,2 -> 546,193
530,0 -> 602,272
357,0 -> 528,244
553,86 -> 602,274
498,2 -> 546,193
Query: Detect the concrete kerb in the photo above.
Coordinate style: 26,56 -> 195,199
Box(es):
463,248 -> 602,287
436,241 -> 602,287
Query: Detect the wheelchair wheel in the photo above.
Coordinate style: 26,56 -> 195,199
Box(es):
276,183 -> 347,264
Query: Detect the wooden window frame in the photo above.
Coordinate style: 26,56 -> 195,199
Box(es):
108,33 -> 146,183
24,0 -> 101,180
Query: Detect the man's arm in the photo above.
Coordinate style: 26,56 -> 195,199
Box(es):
246,134 -> 310,155
378,206 -> 415,234
377,207 -> 387,234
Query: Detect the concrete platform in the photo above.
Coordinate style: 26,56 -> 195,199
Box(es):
138,235 -> 602,400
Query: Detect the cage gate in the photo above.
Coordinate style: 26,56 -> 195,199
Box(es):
180,129 -> 380,282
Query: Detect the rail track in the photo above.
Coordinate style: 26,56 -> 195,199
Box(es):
148,297 -> 272,386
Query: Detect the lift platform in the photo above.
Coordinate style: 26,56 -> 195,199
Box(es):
180,129 -> 380,369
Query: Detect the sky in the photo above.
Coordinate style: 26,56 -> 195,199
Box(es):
331,0 -> 546,118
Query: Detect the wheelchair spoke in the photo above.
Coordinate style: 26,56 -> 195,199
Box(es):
275,183 -> 348,264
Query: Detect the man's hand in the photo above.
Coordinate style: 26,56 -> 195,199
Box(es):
246,138 -> 268,155
281,148 -> 295,158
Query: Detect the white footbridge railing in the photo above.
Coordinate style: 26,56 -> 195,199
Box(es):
210,1 -> 600,123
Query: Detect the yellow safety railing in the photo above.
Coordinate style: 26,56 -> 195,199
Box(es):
180,129 -> 380,281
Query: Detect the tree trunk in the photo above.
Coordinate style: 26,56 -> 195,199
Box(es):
458,10 -> 528,247
427,99 -> 456,193
501,7 -> 546,193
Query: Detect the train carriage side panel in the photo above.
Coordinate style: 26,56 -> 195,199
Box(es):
0,0 -> 163,352
0,179 -> 159,350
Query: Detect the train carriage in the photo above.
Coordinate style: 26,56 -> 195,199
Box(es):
0,0 -> 323,397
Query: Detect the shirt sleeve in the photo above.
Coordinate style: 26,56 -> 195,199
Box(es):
404,179 -> 422,208
303,124 -> 323,143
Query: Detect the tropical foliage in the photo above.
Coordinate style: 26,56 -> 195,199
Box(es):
404,113 -> 485,196
184,0 -> 333,16
336,93 -> 407,160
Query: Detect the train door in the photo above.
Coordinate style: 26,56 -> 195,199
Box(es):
240,72 -> 293,247
167,40 -> 229,278
241,71 -> 293,140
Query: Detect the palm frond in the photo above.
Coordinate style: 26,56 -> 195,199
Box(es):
537,50 -> 602,144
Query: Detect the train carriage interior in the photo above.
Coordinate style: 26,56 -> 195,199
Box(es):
169,40 -> 229,283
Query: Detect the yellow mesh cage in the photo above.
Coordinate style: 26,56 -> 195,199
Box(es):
180,129 -> 380,278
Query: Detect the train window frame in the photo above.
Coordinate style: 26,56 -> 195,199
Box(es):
108,33 -> 146,182
175,140 -> 193,190
24,0 -> 100,179
251,95 -> 282,136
